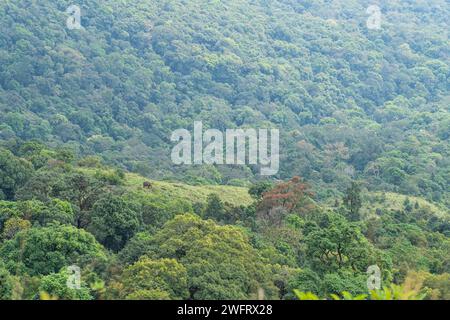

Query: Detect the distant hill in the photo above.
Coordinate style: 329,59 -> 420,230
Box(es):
0,0 -> 448,206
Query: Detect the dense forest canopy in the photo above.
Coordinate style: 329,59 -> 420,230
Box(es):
0,0 -> 448,300
0,0 -> 448,204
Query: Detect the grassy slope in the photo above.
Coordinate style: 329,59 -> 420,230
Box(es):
362,192 -> 448,219
79,167 -> 253,206
124,172 -> 254,206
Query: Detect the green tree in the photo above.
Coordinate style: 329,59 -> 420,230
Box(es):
147,214 -> 278,299
38,268 -> 92,300
88,194 -> 141,252
343,182 -> 362,221
322,270 -> 368,296
248,182 -> 273,200
2,217 -> 31,240
16,199 -> 75,226
304,213 -> 382,274
60,172 -> 106,228
287,268 -> 322,296
0,224 -> 106,276
0,149 -> 33,200
118,257 -> 189,300
0,260 -> 16,299
15,171 -> 62,203
203,193 -> 226,222
118,232 -> 154,265
41,199 -> 75,225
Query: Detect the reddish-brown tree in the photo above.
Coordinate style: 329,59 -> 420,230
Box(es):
256,176 -> 314,225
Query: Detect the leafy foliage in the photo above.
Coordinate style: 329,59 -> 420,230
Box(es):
0,223 -> 106,276
0,0 -> 448,301
0,0 -> 447,207
38,268 -> 93,300
0,149 -> 33,200
88,193 -> 141,252
117,257 -> 189,300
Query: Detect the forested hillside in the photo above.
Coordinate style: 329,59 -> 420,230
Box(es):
0,0 -> 448,300
0,143 -> 448,299
0,0 -> 448,204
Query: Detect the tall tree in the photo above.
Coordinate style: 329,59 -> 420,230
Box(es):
117,257 -> 189,300
257,176 -> 314,225
0,149 -> 33,200
343,182 -> 362,221
0,224 -> 106,276
88,194 -> 141,252
203,193 -> 226,222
